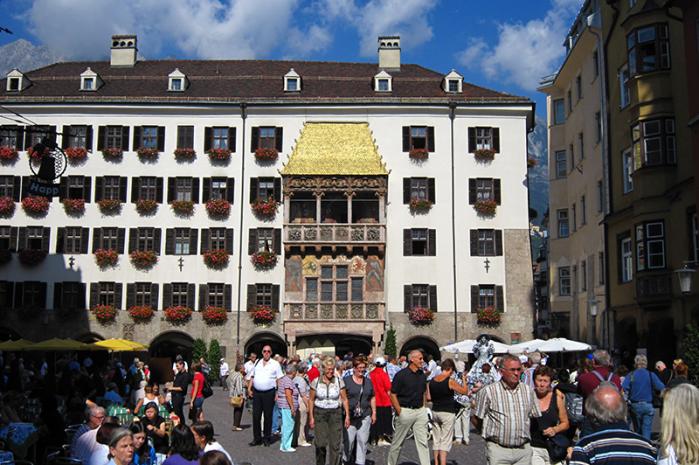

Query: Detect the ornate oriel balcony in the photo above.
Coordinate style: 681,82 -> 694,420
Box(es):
284,302 -> 385,321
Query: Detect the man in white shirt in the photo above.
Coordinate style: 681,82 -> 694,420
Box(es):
219,358 -> 230,389
70,406 -> 105,463
247,345 -> 283,447
244,352 -> 258,381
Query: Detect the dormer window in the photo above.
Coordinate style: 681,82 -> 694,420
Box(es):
443,70 -> 463,93
284,68 -> 301,92
5,69 -> 28,92
374,70 -> 392,92
168,68 -> 187,92
83,78 -> 95,90
8,78 -> 20,91
170,78 -> 183,91
80,67 -> 102,91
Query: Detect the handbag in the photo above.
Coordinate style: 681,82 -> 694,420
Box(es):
229,395 -> 244,408
351,378 -> 365,418
202,380 -> 214,399
546,434 -> 570,463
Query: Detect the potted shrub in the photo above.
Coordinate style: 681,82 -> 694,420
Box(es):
174,147 -> 196,160
128,305 -> 154,323
18,249 -> 47,266
62,198 -> 85,215
137,147 -> 159,160
101,147 -> 123,159
65,147 -> 88,162
409,148 -> 429,160
473,199 -> 498,216
21,196 -> 50,216
207,148 -> 231,162
206,199 -> 230,218
170,200 -> 194,216
0,249 -> 11,265
0,196 -> 15,216
409,197 -> 432,212
98,199 -> 122,214
250,306 -> 275,325
164,305 -> 192,324
92,304 -> 117,323
0,146 -> 18,162
136,199 -> 158,215
251,251 -> 277,268
94,248 -> 119,268
202,306 -> 228,325
477,306 -> 501,326
408,307 -> 435,326
251,198 -> 278,218
474,148 -> 496,161
130,250 -> 158,269
254,147 -> 278,162
203,249 -> 229,269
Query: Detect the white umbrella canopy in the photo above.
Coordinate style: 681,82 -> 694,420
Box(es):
440,339 -> 513,354
535,338 -> 592,353
507,339 -> 546,353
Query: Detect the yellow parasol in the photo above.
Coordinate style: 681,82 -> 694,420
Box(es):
25,338 -> 96,351
0,339 -> 34,350
92,338 -> 149,352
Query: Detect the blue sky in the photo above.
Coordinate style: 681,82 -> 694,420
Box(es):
0,0 -> 584,115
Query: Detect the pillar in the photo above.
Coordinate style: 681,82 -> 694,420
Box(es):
314,191 -> 323,223
284,192 -> 291,223
345,191 -> 355,224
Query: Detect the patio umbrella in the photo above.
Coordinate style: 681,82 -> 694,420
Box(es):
507,339 -> 546,353
0,339 -> 33,350
441,339 -> 512,354
92,338 -> 148,352
534,338 -> 592,353
25,338 -> 95,351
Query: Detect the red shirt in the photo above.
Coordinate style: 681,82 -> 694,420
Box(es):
370,367 -> 392,407
192,372 -> 205,398
577,367 -> 622,399
307,366 -> 320,383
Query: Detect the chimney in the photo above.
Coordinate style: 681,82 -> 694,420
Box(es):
110,34 -> 137,68
378,36 -> 400,71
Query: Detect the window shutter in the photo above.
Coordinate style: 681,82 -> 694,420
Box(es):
251,127 -> 259,152
403,178 -> 411,204
272,285 -> 280,311
15,127 -> 24,151
56,228 -> 64,253
59,177 -> 68,201
228,127 -> 236,152
84,177 -> 92,203
275,127 -> 283,152
199,284 -> 208,311
53,282 -> 63,310
427,127 -> 435,152
114,283 -> 123,309
403,229 -> 412,256
121,127 -> 130,151
428,229 -> 436,256
248,229 -> 257,255
402,127 -> 410,152
12,177 -> 20,202
167,178 -> 175,202
95,177 -> 103,201
471,286 -> 479,312
14,283 -> 23,308
81,228 -> 89,254
151,284 -> 159,310
119,177 -> 127,203
468,127 -> 476,153
202,178 -> 211,203
189,229 -> 198,255
273,178 -> 282,202
17,227 -> 26,250
131,178 -> 140,203
493,128 -> 500,153
157,126 -> 165,152
200,229 -> 210,253
247,284 -> 257,310
47,126 -> 57,146
429,285 -> 437,311
88,283 -> 99,309
9,227 -> 17,252
126,283 -> 135,309
117,228 -> 126,253
273,229 -> 281,255
224,284 -> 232,311
495,230 -> 503,256
61,126 -> 70,149
404,285 -> 412,311
128,228 -> 137,253
187,284 -> 196,309
85,126 -> 93,151
469,179 -> 476,204
154,229 -> 161,254
226,229 -> 234,253
97,126 -> 105,150
21,175 -> 29,199
156,178 -> 163,203
162,284 -> 172,309
42,227 -> 50,252
92,228 -> 102,252
226,178 -> 235,203
204,127 -> 212,152
496,285 -> 504,312
494,179 -> 501,204
165,229 -> 174,255
78,283 -> 86,309
38,283 -> 46,309
192,178 -> 200,203
133,126 -> 141,151
428,178 -> 436,203
249,178 -> 258,203
470,230 -> 478,256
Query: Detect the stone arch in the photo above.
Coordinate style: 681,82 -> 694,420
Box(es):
400,335 -> 441,361
148,331 -> 196,384
245,331 -> 287,358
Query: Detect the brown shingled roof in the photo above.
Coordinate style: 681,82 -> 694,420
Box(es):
1,59 -> 529,104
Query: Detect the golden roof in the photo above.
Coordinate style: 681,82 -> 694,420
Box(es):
281,122 -> 388,176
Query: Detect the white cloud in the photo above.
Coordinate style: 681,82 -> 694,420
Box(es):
286,25 -> 333,58
457,0 -> 584,91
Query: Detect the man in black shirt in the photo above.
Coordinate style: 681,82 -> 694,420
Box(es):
387,350 -> 429,465
170,358 -> 190,424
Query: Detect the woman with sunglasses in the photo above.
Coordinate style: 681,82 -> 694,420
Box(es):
309,356 -> 350,465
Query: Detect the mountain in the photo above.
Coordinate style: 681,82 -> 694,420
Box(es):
0,39 -> 62,76
528,115 -> 549,227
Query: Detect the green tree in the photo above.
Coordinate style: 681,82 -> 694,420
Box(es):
384,327 -> 397,358
207,339 -> 223,384
192,338 -> 207,366
680,325 -> 699,385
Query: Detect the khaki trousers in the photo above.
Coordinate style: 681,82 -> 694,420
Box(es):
485,441 -> 533,465
387,407 -> 430,465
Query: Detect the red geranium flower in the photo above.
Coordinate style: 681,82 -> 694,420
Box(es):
65,147 -> 88,161
98,199 -> 122,214
473,199 -> 498,216
21,196 -> 50,215
92,304 -> 117,323
251,198 -> 278,217
94,248 -> 119,268
409,148 -> 429,160
0,146 -> 18,161
250,306 -> 275,325
130,250 -> 158,269
251,251 -> 277,268
254,147 -> 278,162
164,306 -> 192,324
477,306 -> 501,326
128,305 -> 155,323
206,199 -> 230,218
408,307 -> 434,326
203,249 -> 229,269
136,199 -> 158,214
0,196 -> 15,216
63,198 -> 85,215
207,148 -> 231,161
170,200 -> 194,216
174,148 -> 196,160
202,306 -> 228,325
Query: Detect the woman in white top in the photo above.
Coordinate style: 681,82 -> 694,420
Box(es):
658,383 -> 699,465
309,357 -> 350,465
191,420 -> 234,465
88,419 -> 121,465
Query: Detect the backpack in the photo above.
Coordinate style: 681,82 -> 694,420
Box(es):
564,391 -> 585,425
592,370 -> 619,391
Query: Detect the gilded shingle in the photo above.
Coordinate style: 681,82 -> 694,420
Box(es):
281,123 -> 388,176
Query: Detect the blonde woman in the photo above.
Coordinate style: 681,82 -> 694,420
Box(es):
658,383 -> 699,465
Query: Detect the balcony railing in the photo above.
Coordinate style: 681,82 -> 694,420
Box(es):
284,302 -> 385,321
636,272 -> 672,306
284,223 -> 386,244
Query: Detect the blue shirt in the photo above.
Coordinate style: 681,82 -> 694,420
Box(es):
622,368 -> 665,403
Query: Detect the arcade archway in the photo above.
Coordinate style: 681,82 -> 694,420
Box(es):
149,331 -> 195,383
245,332 -> 288,358
295,334 -> 372,358
400,336 -> 441,361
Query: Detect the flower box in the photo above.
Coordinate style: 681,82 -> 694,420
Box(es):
136,199 -> 158,215
477,306 -> 501,326
409,148 -> 429,160
65,147 -> 88,161
474,148 -> 496,161
63,198 -> 85,215
473,199 -> 498,216
408,307 -> 434,326
409,198 -> 432,212
171,200 -> 194,216
251,251 -> 277,268
202,306 -> 228,325
0,146 -> 18,161
164,305 -> 192,324
130,250 -> 158,269
92,304 -> 117,323
98,199 -> 122,214
0,196 -> 15,216
0,249 -> 11,265
137,147 -> 159,159
250,306 -> 275,325
254,147 -> 278,162
207,148 -> 231,162
174,148 -> 196,160
206,199 -> 230,218
27,145 -> 49,162
18,249 -> 47,267
203,249 -> 229,268
94,248 -> 119,268
251,198 -> 278,217
128,305 -> 155,323
101,147 -> 123,159
21,196 -> 50,215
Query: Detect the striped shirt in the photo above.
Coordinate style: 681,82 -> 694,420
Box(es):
277,375 -> 299,409
569,424 -> 657,465
474,380 -> 541,447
